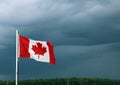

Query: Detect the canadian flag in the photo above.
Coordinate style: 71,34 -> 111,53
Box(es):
18,35 -> 56,64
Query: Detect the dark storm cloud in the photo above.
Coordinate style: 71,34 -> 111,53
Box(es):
16,0 -> 120,46
0,0 -> 120,80
54,43 -> 120,79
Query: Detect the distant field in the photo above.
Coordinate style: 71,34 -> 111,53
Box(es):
0,78 -> 120,85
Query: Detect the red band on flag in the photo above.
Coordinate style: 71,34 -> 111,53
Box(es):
19,36 -> 30,58
47,42 -> 56,64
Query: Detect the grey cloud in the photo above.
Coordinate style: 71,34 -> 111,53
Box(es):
32,0 -> 120,46
54,43 -> 120,79
0,26 -> 15,47
0,74 -> 8,80
0,0 -> 110,25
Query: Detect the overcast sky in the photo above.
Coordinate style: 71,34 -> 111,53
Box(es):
0,0 -> 120,80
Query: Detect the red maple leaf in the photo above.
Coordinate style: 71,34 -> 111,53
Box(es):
32,42 -> 47,59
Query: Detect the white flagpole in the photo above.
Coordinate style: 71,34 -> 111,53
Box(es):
16,30 -> 19,85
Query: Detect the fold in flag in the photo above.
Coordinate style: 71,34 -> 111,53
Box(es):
19,35 -> 56,64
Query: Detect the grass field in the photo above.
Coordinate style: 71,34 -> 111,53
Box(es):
0,78 -> 120,85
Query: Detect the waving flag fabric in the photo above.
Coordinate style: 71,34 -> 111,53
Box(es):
19,35 -> 56,64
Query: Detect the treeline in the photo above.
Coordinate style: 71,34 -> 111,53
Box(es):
0,78 -> 120,85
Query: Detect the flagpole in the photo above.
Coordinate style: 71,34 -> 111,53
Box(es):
16,30 -> 19,85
